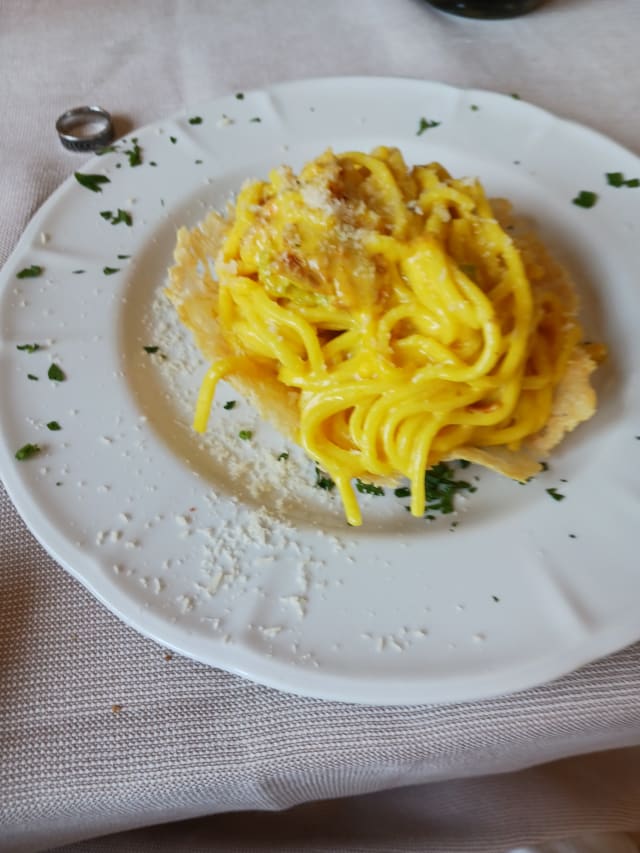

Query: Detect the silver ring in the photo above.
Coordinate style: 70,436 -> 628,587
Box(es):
56,105 -> 115,152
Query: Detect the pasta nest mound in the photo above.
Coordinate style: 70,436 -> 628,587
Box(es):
167,146 -> 602,526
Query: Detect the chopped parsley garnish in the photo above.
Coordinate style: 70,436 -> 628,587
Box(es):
103,267 -> 120,275
170,136 -> 177,144
607,171 -> 625,187
74,172 -> 110,192
546,487 -> 565,501
17,264 -> 43,279
395,462 -> 475,517
355,479 -> 385,496
27,374 -> 38,381
510,92 -> 521,99
540,461 -> 549,472
238,429 -> 253,440
278,452 -> 289,461
569,533 -> 577,539
470,104 -> 479,111
235,92 -> 245,100
188,116 -> 203,125
572,190 -> 598,208
424,462 -> 475,515
315,466 -> 335,491
492,595 -> 500,602
249,116 -> 261,123
15,443 -> 40,461
417,117 -> 440,136
100,209 -> 133,226
117,254 -> 131,259
124,138 -> 142,167
195,159 -> 203,164
606,171 -> 639,188
47,363 -> 65,382
17,343 -> 40,353
96,144 -> 119,155
46,421 -> 61,431
457,459 -> 471,469
72,269 -> 85,274
143,345 -> 159,354
150,161 -> 158,167
223,400 -> 236,410
458,263 -> 476,280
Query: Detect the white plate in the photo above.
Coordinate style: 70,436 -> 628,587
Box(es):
1,77 -> 639,706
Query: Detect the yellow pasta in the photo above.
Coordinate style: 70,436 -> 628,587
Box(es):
167,147 -> 600,526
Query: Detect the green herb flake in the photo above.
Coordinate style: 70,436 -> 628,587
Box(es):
606,171 -> 639,188
72,269 -> 85,274
124,139 -> 142,167
48,363 -> 65,382
458,263 -> 476,280
223,400 -> 236,410
74,172 -> 111,192
17,264 -> 43,279
46,421 -> 61,431
96,144 -> 119,155
510,92 -> 521,100
423,462 -> 474,515
315,466 -> 335,491
170,136 -> 177,144
278,452 -> 289,461
492,595 -> 500,602
470,104 -> 479,111
149,161 -> 158,167
188,116 -> 203,125
417,117 -> 440,136
606,171 -> 625,187
117,254 -> 131,260
457,459 -> 471,469
235,92 -> 245,100
249,116 -> 262,123
100,209 -> 132,226
540,461 -> 549,472
143,345 -> 159,354
195,159 -> 203,164
15,443 -> 41,461
17,343 -> 40,353
572,190 -> 598,209
569,533 -> 577,539
394,486 -> 411,498
103,267 -> 120,276
27,374 -> 38,381
238,429 -> 253,441
115,209 -> 132,226
355,479 -> 385,496
546,487 -> 565,502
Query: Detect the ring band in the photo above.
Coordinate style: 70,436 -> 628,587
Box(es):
56,106 -> 115,152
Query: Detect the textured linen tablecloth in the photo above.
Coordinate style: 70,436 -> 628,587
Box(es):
2,1 -> 640,851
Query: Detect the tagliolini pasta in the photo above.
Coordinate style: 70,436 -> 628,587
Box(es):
167,147 -> 601,526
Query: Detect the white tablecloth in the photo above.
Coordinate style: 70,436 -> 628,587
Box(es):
2,1 -> 640,851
